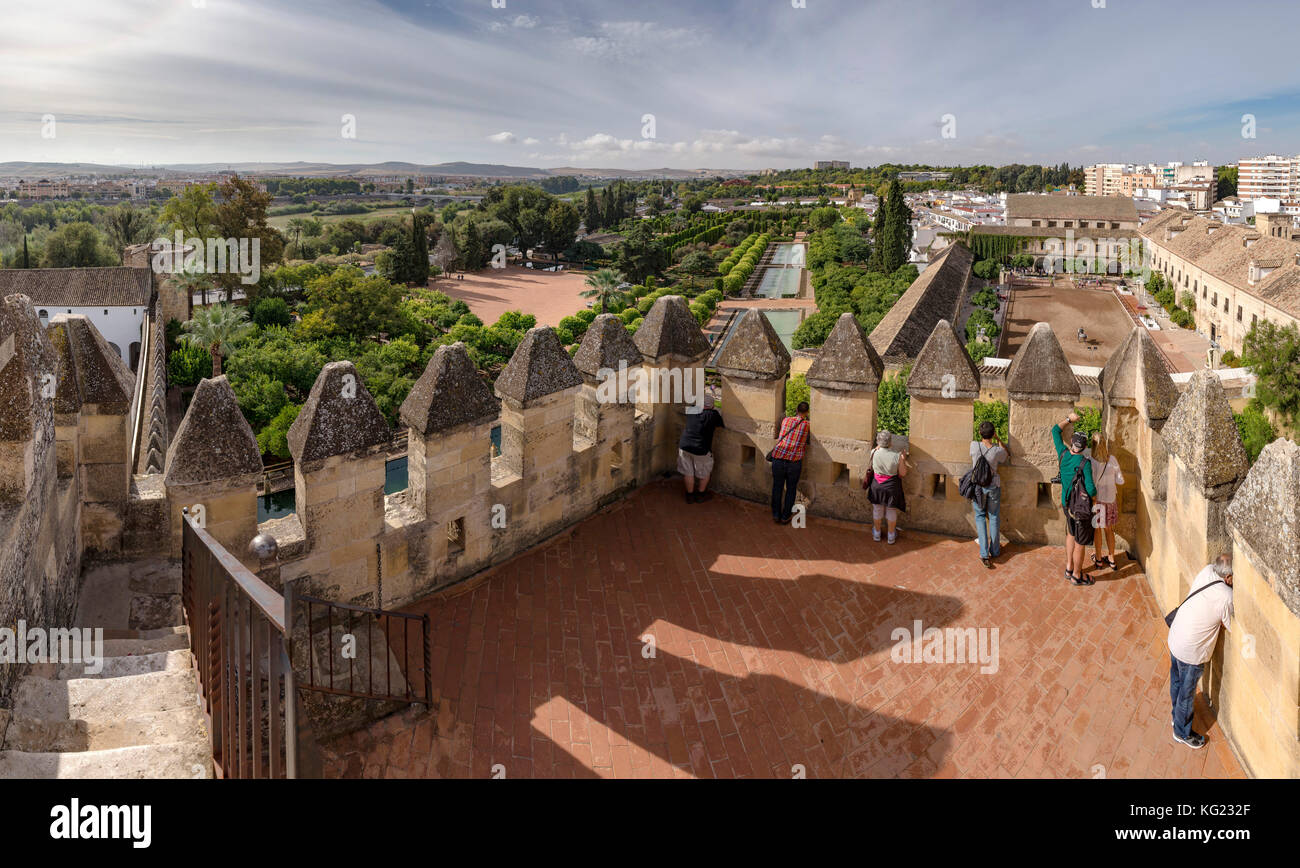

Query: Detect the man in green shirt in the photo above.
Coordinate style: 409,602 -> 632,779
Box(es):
1053,411 -> 1097,586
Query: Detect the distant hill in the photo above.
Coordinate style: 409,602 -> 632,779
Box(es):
0,160 -> 753,181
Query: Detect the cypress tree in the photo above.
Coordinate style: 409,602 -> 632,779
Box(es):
585,187 -> 602,232
409,213 -> 430,284
22,235 -> 30,268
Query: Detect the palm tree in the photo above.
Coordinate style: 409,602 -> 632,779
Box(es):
286,218 -> 310,258
581,268 -> 627,314
172,264 -> 216,307
180,303 -> 254,377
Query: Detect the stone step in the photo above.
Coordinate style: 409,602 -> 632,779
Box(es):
56,649 -> 190,680
0,742 -> 212,779
102,633 -> 190,657
3,705 -> 207,753
13,669 -> 201,722
102,625 -> 188,642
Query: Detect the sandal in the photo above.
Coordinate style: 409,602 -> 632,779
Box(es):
1066,571 -> 1084,586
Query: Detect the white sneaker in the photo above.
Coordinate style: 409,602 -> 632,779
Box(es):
872,529 -> 881,542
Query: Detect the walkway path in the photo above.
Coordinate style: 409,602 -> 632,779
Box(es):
321,482 -> 1245,779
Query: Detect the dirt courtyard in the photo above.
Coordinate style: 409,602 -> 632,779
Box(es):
1000,282 -> 1136,368
434,266 -> 593,327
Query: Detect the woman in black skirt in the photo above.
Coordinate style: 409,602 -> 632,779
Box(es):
864,430 -> 908,544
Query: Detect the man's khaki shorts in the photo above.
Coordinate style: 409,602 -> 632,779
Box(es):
677,449 -> 714,479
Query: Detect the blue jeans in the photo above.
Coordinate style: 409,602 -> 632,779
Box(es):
1169,654 -> 1204,740
974,485 -> 1001,558
770,458 -> 802,520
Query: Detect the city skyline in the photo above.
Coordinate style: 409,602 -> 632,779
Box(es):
5,0 -> 1300,169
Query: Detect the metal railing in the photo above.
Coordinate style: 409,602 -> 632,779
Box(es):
181,513 -> 433,779
182,513 -> 300,779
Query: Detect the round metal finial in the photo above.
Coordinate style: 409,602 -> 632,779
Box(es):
249,533 -> 279,562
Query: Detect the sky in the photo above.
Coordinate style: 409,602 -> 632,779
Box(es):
4,0 -> 1300,170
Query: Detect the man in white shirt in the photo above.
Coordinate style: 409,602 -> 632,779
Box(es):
1167,554 -> 1234,750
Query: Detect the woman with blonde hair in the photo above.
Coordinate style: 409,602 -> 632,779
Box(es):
1089,434 -> 1124,570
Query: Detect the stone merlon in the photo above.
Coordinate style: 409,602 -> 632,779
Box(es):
0,294 -> 56,443
495,326 -> 583,405
572,314 -> 642,379
1005,322 -> 1081,401
633,296 -> 711,363
164,375 -> 263,486
714,308 -> 791,380
45,314 -> 133,416
1099,326 -> 1180,424
1227,439 -> 1300,618
805,313 -> 884,392
1162,368 -> 1249,496
907,319 -> 980,400
289,360 -> 391,464
400,342 -> 499,435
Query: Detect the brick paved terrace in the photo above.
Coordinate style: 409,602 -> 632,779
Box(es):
321,481 -> 1245,779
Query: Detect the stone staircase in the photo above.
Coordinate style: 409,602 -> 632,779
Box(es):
0,560 -> 213,778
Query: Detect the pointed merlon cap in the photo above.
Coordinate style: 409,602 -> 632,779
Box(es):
1100,326 -> 1180,424
1162,369 -> 1249,495
164,375 -> 262,486
46,314 -> 134,416
1227,439 -> 1300,617
289,361 -> 391,464
44,316 -> 83,417
715,308 -> 791,381
401,342 -> 499,435
633,296 -> 711,363
0,293 -> 56,443
907,319 -> 981,400
1005,322 -> 1080,401
806,313 -> 884,392
572,314 -> 642,378
495,326 -> 583,405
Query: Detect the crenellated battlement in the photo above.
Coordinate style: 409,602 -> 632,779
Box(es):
2,289 -> 1297,776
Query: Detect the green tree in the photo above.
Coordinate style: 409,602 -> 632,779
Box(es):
584,187 -> 603,233
543,200 -> 582,253
877,366 -> 911,436
103,202 -> 156,260
1241,319 -> 1300,425
251,297 -> 292,328
257,403 -> 301,460
40,222 -> 114,267
161,182 -> 218,239
212,175 -> 285,301
180,303 -> 255,376
166,342 -> 213,388
1234,401 -> 1276,464
301,266 -> 406,340
972,400 -> 1009,441
785,374 -> 810,417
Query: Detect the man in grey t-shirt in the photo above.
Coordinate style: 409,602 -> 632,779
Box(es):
971,421 -> 1009,568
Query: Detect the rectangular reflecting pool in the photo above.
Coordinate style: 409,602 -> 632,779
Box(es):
714,308 -> 804,357
754,268 -> 802,299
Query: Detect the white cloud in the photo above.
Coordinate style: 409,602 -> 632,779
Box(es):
487,131 -> 517,144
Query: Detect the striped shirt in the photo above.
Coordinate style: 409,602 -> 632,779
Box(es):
770,415 -> 810,462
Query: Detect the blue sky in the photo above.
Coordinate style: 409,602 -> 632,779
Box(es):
3,0 -> 1300,169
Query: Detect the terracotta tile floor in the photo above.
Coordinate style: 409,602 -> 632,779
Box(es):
320,482 -> 1245,779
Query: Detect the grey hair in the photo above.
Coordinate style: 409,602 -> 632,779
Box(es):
1213,554 -> 1233,578
876,430 -> 893,448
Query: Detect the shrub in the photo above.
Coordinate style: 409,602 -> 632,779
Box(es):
966,339 -> 995,365
972,400 -> 1009,442
620,308 -> 640,325
251,297 -> 293,329
1170,308 -> 1195,328
167,343 -> 212,388
973,259 -> 1000,281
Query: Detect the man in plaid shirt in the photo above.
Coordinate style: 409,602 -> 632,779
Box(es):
770,402 -> 810,524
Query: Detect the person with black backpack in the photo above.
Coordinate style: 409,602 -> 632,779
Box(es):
1053,412 -> 1097,585
967,421 -> 1008,569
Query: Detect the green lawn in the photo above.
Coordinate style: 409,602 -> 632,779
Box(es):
267,205 -> 421,231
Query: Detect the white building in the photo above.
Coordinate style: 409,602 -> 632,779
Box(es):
0,267 -> 151,370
